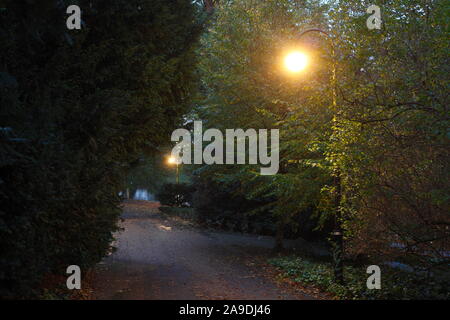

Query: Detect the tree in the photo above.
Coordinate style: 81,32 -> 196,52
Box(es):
196,0 -> 334,249
0,0 -> 202,298
196,0 -> 449,281
329,0 -> 449,272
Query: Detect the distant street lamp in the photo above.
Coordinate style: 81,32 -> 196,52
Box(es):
283,29 -> 344,284
167,156 -> 180,184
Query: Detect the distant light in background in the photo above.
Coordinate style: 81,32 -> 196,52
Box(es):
167,156 -> 177,165
284,51 -> 308,72
167,155 -> 180,184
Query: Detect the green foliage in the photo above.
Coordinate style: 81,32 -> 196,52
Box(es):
0,0 -> 201,298
328,0 -> 450,270
270,256 -> 449,300
194,0 -> 449,290
156,183 -> 195,207
195,0 -> 334,241
191,175 -> 278,233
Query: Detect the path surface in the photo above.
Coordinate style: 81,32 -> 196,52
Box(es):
92,201 -> 313,300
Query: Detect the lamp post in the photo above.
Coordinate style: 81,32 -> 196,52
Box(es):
167,156 -> 180,184
283,29 -> 344,284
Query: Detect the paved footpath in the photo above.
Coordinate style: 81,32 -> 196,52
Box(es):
92,201 -> 313,300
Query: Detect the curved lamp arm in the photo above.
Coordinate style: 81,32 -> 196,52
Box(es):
297,28 -> 337,108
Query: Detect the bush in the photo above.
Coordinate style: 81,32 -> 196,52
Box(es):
191,176 -> 277,233
269,256 -> 449,300
0,133 -> 122,298
156,183 -> 195,207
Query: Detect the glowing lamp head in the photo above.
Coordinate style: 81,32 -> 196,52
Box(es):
284,51 -> 308,73
167,156 -> 177,165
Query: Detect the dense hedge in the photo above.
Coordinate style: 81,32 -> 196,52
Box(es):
0,134 -> 122,297
191,175 -> 331,239
157,183 -> 195,207
0,0 -> 201,298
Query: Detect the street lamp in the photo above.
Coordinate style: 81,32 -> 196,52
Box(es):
283,29 -> 343,284
167,156 -> 180,184
284,51 -> 309,72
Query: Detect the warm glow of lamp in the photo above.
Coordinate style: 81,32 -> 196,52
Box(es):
167,156 -> 177,165
284,51 -> 308,72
